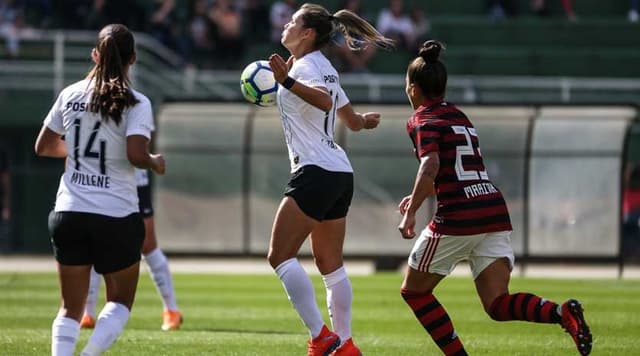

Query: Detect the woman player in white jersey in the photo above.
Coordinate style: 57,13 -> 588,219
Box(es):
35,24 -> 165,356
81,167 -> 182,331
267,3 -> 393,356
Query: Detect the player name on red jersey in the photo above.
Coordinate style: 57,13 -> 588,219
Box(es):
407,99 -> 512,236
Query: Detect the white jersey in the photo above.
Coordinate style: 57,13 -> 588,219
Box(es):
134,168 -> 149,187
43,79 -> 155,217
277,50 -> 352,173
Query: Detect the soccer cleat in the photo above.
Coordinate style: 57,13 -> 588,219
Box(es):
79,314 -> 95,329
161,309 -> 183,331
307,325 -> 341,356
560,299 -> 592,355
330,338 -> 362,356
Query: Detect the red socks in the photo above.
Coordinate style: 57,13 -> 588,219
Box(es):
401,289 -> 467,356
489,293 -> 561,323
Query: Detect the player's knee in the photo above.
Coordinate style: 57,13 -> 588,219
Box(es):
313,255 -> 342,275
267,249 -> 286,269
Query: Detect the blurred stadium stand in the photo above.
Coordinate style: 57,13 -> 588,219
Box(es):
1,0 -> 639,272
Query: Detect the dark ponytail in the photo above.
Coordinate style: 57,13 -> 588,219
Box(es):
87,24 -> 139,124
407,40 -> 447,99
299,3 -> 394,51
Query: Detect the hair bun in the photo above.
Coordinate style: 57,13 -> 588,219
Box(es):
418,40 -> 444,64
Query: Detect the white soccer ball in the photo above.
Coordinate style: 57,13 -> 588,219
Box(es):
240,60 -> 278,107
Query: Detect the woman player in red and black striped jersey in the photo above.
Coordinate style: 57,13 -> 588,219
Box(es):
397,40 -> 592,356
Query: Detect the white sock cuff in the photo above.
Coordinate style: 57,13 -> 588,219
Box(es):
322,266 -> 348,288
52,316 -> 81,335
274,258 -> 299,277
143,248 -> 167,269
98,302 -> 130,326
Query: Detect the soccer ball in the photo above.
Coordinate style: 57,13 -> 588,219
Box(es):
240,60 -> 278,107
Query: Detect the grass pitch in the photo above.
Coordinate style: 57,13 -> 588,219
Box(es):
0,272 -> 638,355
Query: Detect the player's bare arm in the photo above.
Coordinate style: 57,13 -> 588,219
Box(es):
34,126 -> 67,158
268,53 -> 332,111
407,152 -> 439,214
398,152 -> 439,239
337,103 -> 380,131
126,135 -> 166,175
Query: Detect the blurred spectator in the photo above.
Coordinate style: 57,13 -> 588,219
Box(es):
376,0 -> 416,50
188,0 -> 215,67
0,0 -> 24,58
148,0 -> 177,48
85,0 -> 145,30
53,0 -> 90,29
242,0 -> 269,42
269,0 -> 295,43
0,144 -> 9,252
486,0 -> 518,21
24,0 -> 52,28
410,5 -> 430,45
146,0 -> 189,64
328,0 -> 377,73
208,0 -> 244,69
83,0 -> 107,29
531,0 -> 576,22
630,0 -> 639,23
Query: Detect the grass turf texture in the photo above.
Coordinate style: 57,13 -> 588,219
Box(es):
0,272 -> 638,355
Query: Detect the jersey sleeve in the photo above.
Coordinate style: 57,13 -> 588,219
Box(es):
125,96 -> 155,138
414,121 -> 441,157
335,85 -> 349,109
291,59 -> 325,88
42,92 -> 66,135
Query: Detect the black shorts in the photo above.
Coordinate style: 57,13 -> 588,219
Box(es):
137,184 -> 154,218
284,165 -> 354,221
48,211 -> 145,274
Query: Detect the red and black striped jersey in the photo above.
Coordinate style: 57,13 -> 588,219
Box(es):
406,98 -> 512,235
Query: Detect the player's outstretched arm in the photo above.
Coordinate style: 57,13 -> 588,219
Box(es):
127,135 -> 165,175
337,103 -> 380,131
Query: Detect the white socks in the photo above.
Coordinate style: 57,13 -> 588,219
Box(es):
51,316 -> 80,356
322,266 -> 352,342
85,267 -> 102,318
80,302 -> 130,356
275,258 -> 324,338
143,248 -> 178,311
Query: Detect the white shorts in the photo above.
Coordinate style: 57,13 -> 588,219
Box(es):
407,229 -> 515,279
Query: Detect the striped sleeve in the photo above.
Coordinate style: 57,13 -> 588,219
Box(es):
413,122 -> 442,158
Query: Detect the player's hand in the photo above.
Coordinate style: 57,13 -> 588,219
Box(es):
150,154 -> 166,175
398,195 -> 412,215
398,212 -> 416,239
269,53 -> 289,83
362,112 -> 380,129
286,55 -> 295,70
